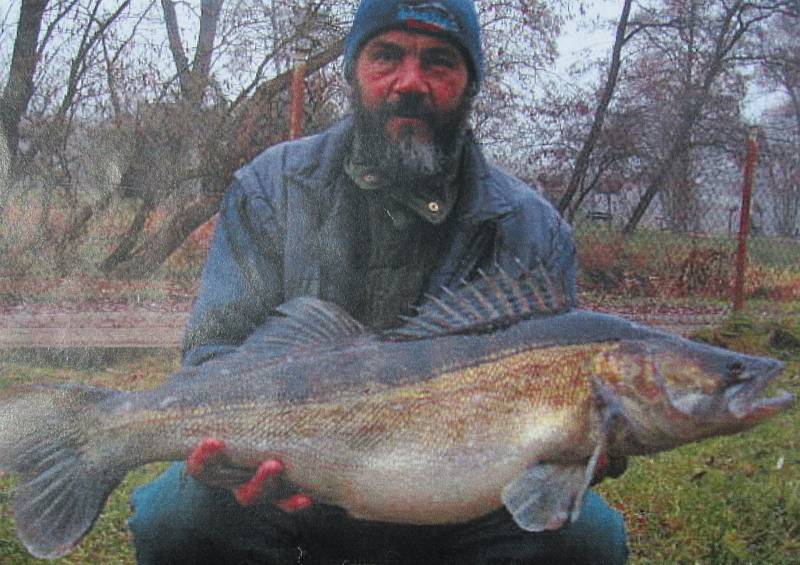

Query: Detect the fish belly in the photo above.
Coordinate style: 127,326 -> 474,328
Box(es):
273,404 -> 589,525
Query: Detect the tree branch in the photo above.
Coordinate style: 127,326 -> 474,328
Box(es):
57,0 -> 132,119
161,0 -> 191,95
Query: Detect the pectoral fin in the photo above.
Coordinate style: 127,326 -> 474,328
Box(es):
501,461 -> 593,532
503,380 -> 624,532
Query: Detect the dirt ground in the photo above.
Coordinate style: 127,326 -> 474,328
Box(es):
0,299 -> 723,349
0,301 -> 191,348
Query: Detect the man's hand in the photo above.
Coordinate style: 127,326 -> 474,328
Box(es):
591,453 -> 628,486
186,438 -> 314,510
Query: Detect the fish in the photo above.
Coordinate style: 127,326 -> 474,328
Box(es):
0,264 -> 793,559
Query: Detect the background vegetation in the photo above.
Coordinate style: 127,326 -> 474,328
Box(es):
1,0 -> 799,280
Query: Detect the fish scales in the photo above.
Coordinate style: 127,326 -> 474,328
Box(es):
0,266 -> 793,559
104,344 -> 575,467
107,339 -> 602,465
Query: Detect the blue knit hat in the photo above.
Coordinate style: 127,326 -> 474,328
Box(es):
343,0 -> 484,88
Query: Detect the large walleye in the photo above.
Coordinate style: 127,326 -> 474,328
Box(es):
0,266 -> 793,559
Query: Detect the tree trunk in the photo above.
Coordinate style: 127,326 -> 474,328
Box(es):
161,0 -> 223,104
0,0 -> 48,172
557,0 -> 633,220
98,198 -> 155,274
622,115 -> 695,235
102,192 -> 222,279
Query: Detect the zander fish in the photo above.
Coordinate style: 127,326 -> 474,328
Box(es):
0,265 -> 793,559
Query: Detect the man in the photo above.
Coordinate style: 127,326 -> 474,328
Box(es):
128,0 -> 628,563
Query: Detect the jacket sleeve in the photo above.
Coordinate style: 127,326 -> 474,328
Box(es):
496,187 -> 578,307
181,177 -> 285,368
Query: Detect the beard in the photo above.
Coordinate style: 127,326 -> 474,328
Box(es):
351,86 -> 473,192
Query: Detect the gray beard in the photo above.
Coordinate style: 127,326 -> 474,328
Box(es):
377,130 -> 448,187
350,91 -> 472,194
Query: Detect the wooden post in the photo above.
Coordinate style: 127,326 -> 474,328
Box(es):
732,127 -> 759,311
289,49 -> 308,140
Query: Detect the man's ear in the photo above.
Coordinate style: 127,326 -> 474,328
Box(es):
345,78 -> 356,100
346,72 -> 370,114
466,79 -> 479,99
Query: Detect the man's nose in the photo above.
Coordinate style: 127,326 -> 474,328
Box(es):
392,57 -> 429,95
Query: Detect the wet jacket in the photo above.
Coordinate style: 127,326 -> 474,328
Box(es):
182,117 -> 576,367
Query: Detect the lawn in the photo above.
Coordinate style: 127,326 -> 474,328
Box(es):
0,314 -> 798,564
0,350 -> 178,564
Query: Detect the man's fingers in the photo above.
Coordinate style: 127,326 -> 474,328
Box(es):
186,438 -> 259,488
606,456 -> 628,479
233,461 -> 314,510
591,453 -> 628,486
234,459 -> 285,506
186,438 -> 228,477
276,493 -> 314,512
185,439 -> 312,510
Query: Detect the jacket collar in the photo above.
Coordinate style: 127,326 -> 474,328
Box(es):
285,116 -> 515,226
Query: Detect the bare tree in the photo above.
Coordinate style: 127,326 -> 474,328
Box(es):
99,0 -> 573,278
758,12 -> 800,139
756,11 -> 800,236
622,0 -> 790,235
1,0 -> 574,278
97,0 -> 351,278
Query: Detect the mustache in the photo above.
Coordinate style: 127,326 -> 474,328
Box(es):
378,94 -> 437,124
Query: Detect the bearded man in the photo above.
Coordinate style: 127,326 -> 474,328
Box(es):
128,1 -> 628,563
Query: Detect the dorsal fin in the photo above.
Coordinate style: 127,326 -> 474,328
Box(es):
213,297 -> 367,366
170,297 -> 369,388
384,261 -> 570,341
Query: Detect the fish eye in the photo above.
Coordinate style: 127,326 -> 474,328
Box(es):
727,361 -> 747,382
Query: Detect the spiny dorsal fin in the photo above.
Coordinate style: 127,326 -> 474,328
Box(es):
384,260 -> 570,341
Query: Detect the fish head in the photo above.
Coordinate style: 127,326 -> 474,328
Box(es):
594,335 -> 793,453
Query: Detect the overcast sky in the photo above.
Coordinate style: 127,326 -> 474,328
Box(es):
553,1 -> 782,122
556,1 -> 620,75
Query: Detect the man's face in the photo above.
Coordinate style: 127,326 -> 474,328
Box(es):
353,29 -> 471,145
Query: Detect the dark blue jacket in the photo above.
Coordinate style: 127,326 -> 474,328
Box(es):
182,118 -> 576,367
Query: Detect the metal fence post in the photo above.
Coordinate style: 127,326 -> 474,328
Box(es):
289,47 -> 309,140
732,126 -> 760,311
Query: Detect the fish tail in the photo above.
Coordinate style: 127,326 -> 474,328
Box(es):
0,383 -> 129,559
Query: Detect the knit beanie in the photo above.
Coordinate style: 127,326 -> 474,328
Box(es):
343,0 -> 483,88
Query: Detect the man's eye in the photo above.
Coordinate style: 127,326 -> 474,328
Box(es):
374,49 -> 402,62
425,53 -> 458,69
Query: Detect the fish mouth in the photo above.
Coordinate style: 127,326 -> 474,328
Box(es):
727,362 -> 794,420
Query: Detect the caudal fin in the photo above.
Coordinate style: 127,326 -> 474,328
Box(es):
0,383 -> 128,559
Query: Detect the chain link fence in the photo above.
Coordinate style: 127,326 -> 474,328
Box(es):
570,132 -> 800,335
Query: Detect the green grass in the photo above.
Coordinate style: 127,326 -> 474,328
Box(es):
0,317 -> 798,564
597,406 -> 799,564
573,224 -> 800,267
0,465 -> 168,565
748,236 -> 800,270
0,350 -> 178,564
598,314 -> 800,564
